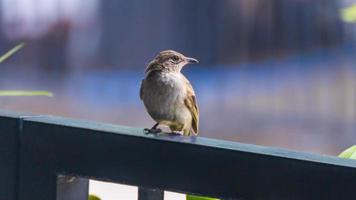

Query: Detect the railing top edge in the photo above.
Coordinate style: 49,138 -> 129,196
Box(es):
19,114 -> 356,169
0,109 -> 34,119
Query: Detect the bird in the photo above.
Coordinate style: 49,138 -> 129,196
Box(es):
140,50 -> 199,136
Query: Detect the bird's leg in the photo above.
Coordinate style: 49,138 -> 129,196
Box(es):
168,124 -> 184,136
170,131 -> 184,136
144,123 -> 162,134
167,124 -> 186,136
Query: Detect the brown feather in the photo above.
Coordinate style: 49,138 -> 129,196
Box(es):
183,77 -> 199,134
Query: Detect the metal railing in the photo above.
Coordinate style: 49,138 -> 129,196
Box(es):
1,110 -> 356,200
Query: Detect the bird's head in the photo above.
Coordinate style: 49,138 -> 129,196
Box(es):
146,50 -> 198,74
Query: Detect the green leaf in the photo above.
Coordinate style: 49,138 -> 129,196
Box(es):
338,145 -> 356,160
0,90 -> 53,97
186,194 -> 219,200
0,43 -> 25,63
341,5 -> 356,23
88,194 -> 101,200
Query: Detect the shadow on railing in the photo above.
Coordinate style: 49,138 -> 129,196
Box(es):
1,110 -> 356,200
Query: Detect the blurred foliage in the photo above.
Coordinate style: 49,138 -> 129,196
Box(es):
0,90 -> 53,97
0,43 -> 25,63
0,43 -> 53,97
338,145 -> 356,159
340,5 -> 356,23
88,194 -> 101,200
186,194 -> 219,200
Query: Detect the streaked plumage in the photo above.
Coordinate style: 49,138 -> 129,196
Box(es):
140,50 -> 199,136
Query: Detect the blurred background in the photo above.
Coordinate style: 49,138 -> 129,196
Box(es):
1,0 -> 356,198
1,0 -> 355,154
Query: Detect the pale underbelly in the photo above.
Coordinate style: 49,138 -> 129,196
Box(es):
143,91 -> 191,125
142,72 -> 192,125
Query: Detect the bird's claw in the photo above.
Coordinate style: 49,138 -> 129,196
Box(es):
170,131 -> 184,136
144,128 -> 162,134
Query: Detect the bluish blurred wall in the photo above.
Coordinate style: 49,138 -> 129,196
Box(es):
0,0 -> 355,154
0,0 -> 346,69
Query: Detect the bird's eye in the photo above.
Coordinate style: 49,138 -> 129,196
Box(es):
172,56 -> 179,62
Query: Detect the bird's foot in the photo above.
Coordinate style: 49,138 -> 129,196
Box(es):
144,128 -> 162,134
170,131 -> 184,136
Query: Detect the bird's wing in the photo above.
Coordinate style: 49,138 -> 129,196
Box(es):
139,80 -> 144,100
183,77 -> 199,134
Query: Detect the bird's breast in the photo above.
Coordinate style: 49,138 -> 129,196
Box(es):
142,72 -> 189,122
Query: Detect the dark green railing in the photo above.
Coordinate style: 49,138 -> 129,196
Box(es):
1,110 -> 356,200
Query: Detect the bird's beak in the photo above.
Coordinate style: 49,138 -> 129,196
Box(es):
185,57 -> 199,64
